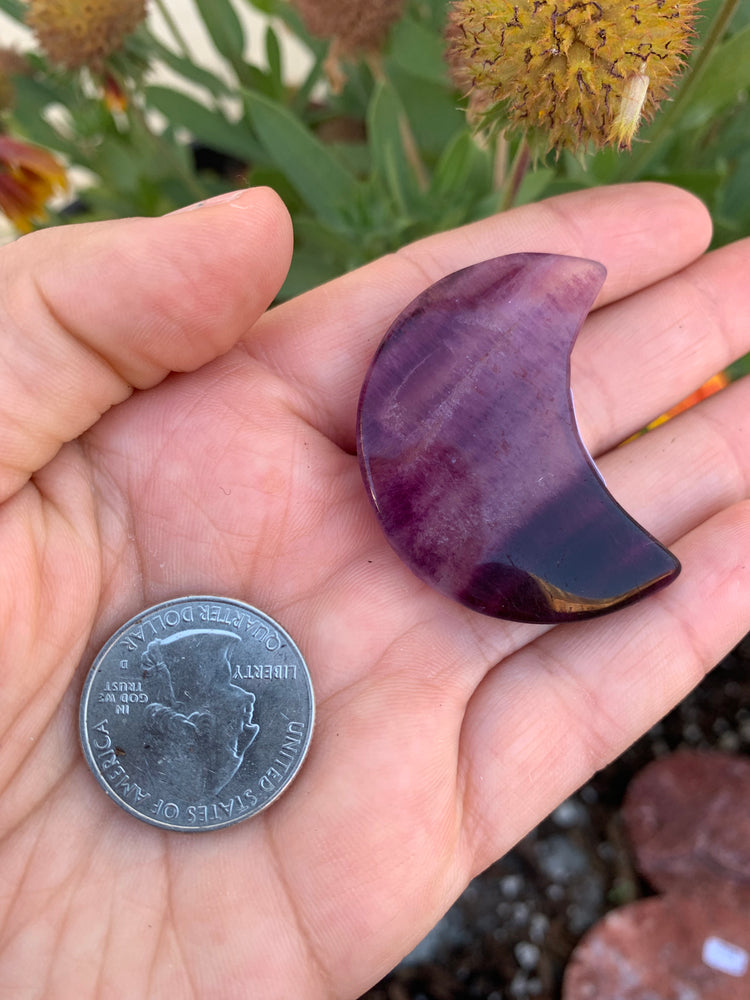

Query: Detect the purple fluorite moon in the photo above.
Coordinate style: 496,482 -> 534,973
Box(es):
356,253 -> 680,624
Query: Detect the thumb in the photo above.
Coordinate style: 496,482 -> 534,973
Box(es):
0,186 -> 292,501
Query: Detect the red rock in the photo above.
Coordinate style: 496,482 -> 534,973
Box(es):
563,893 -> 750,999
622,749 -> 750,902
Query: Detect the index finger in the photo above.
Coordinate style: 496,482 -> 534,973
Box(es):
249,182 -> 711,450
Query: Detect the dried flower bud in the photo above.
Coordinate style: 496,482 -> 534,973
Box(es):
447,0 -> 699,152
26,0 -> 148,72
290,0 -> 404,55
0,48 -> 31,113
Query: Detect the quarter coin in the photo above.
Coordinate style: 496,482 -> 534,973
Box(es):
79,596 -> 314,831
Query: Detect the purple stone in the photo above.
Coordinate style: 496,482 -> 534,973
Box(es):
356,253 -> 680,624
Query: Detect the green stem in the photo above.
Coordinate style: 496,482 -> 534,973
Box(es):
367,53 -> 429,191
291,46 -> 327,116
492,132 -> 510,193
153,0 -> 195,62
500,139 -> 531,211
621,0 -> 740,179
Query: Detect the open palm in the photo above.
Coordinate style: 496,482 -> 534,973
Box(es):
2,184 -> 749,999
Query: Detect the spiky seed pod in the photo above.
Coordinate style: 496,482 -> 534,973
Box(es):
290,0 -> 404,55
25,0 -> 148,72
446,0 -> 700,152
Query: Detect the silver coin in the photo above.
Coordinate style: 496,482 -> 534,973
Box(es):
79,596 -> 314,832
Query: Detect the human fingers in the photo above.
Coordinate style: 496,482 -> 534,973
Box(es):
594,373 -> 750,553
0,187 -> 292,502
457,382 -> 750,873
250,183 -> 711,449
458,503 -> 750,874
574,236 -> 750,452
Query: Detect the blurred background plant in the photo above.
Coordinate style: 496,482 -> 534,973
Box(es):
0,0 -> 747,300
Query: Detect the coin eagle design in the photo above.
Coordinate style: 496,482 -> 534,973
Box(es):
79,597 -> 314,831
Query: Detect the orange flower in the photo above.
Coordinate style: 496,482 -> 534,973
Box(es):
103,72 -> 128,113
646,372 -> 730,430
622,372 -> 731,444
0,136 -> 67,233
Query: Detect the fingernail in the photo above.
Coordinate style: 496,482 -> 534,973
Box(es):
168,189 -> 247,215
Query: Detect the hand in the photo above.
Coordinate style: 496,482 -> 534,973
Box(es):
1,184 -> 748,999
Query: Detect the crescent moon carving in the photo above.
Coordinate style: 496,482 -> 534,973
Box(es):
356,253 -> 680,624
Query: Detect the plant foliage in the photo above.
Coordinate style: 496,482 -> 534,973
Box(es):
0,0 -> 747,298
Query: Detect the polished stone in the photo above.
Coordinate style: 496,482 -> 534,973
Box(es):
356,253 -> 680,623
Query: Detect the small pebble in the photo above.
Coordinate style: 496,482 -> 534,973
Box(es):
535,835 -> 588,882
510,901 -> 530,926
718,731 -> 740,753
514,941 -> 540,971
579,784 -> 597,804
500,874 -> 524,899
528,913 -> 549,944
552,798 -> 587,828
509,971 -> 530,998
682,722 -> 704,744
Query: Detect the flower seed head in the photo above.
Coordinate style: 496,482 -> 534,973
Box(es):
26,0 -> 148,72
290,0 -> 404,55
446,0 -> 700,152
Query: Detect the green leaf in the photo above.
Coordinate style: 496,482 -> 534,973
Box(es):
389,17 -> 450,86
193,0 -> 247,73
10,68 -> 74,111
237,0 -> 276,13
367,81 -> 422,215
281,246 -> 340,301
681,25 -> 750,127
406,0 -> 450,33
244,90 -> 360,225
0,0 -> 25,23
386,65 -> 466,156
431,130 -> 484,197
146,35 -> 232,99
146,86 -> 261,162
265,24 -> 283,97
9,77 -> 81,157
514,166 -> 555,206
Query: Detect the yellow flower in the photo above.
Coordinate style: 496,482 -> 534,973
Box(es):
0,135 -> 67,233
26,0 -> 147,72
446,0 -> 700,152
